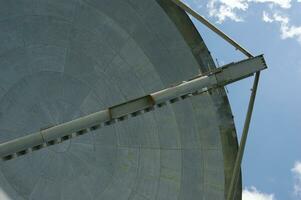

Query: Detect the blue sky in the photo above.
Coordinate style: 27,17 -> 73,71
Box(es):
184,0 -> 301,199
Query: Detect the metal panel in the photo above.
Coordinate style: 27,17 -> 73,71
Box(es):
0,56 -> 266,160
0,1 -> 259,199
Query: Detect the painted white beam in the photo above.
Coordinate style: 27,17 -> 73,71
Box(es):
0,55 -> 267,161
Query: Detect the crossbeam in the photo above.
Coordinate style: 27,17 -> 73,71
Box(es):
0,55 -> 267,161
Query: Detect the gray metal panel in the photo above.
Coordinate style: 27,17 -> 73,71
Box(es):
0,56 -> 266,159
0,0 -> 241,199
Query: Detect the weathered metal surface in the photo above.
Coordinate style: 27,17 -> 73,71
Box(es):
0,0 -> 254,199
0,55 -> 267,160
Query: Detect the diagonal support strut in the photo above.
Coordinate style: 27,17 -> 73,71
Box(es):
227,72 -> 260,200
171,0 -> 253,58
170,1 -> 264,199
0,56 -> 266,161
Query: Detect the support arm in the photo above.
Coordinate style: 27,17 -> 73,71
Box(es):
171,0 -> 253,58
169,2 -> 265,199
0,55 -> 267,161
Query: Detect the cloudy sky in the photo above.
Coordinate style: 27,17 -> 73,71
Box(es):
184,0 -> 301,199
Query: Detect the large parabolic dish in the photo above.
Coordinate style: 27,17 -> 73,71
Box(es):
0,1 -> 243,199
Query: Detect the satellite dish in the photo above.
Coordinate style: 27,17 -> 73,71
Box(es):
0,1 -> 267,199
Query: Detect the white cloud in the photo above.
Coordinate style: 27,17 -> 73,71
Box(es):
206,0 -> 293,23
292,161 -> 301,198
251,0 -> 292,8
205,0 -> 301,44
207,0 -> 248,23
262,11 -> 274,22
243,186 -> 276,200
262,12 -> 301,44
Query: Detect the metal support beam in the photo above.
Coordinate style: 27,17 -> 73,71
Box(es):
170,1 -> 265,199
0,55 -> 266,161
171,0 -> 253,58
226,72 -> 260,200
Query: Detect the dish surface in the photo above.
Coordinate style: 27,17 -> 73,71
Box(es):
0,1 -> 240,199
